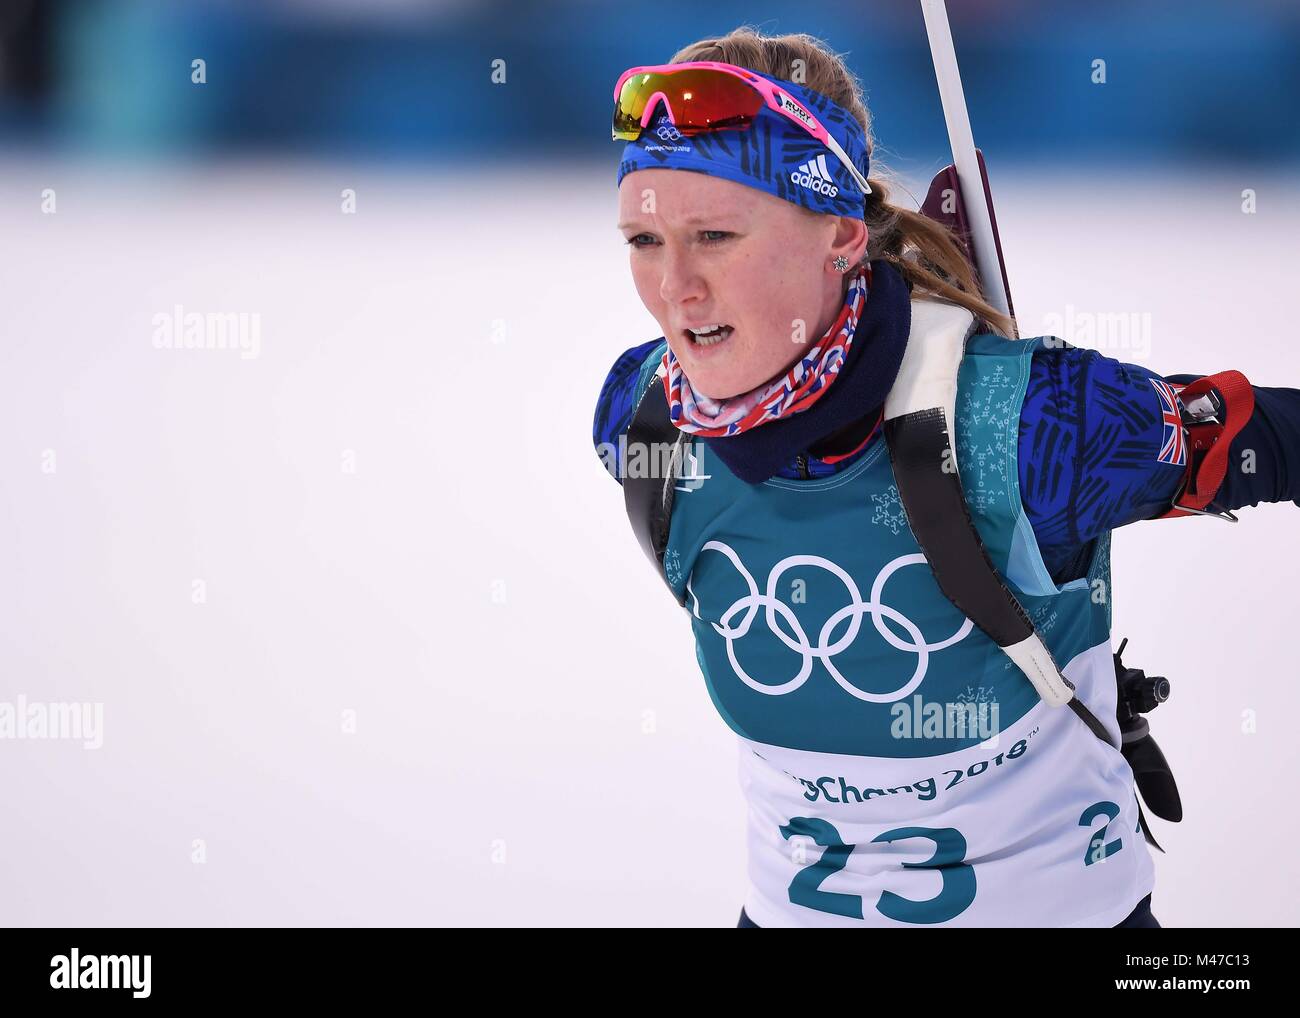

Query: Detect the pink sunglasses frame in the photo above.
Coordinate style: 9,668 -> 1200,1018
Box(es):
612,60 -> 871,195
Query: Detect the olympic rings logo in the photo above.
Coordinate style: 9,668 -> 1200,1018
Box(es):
686,540 -> 973,703
655,122 -> 683,143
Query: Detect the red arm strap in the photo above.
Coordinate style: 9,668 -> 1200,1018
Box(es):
1155,370 -> 1254,520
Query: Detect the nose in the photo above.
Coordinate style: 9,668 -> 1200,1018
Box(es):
658,244 -> 707,307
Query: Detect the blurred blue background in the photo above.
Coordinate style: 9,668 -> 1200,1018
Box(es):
1,0 -> 1297,168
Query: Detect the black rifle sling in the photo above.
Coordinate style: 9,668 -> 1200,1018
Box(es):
882,410 -> 1114,748
881,343 -> 1163,850
623,373 -> 689,607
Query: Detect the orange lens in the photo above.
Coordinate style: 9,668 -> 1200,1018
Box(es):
613,68 -> 765,141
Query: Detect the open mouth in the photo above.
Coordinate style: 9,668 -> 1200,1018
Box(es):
683,324 -> 735,349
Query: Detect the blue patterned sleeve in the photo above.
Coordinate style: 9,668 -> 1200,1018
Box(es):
1021,346 -> 1300,583
592,338 -> 665,484
1019,345 -> 1191,582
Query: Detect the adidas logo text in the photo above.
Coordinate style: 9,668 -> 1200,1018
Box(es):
791,153 -> 840,197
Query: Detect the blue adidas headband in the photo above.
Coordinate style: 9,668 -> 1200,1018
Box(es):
615,68 -> 871,218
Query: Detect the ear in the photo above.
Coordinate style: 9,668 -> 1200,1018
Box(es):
830,215 -> 868,265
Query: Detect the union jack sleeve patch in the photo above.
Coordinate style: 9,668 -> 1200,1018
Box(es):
1149,378 -> 1187,468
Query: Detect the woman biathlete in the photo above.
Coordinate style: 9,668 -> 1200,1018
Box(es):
593,27 -> 1300,928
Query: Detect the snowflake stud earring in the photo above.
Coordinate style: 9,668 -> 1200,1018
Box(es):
833,255 -> 850,273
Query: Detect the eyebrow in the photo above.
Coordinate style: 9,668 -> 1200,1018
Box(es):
617,214 -> 738,230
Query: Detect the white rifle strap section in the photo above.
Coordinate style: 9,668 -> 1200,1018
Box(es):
1003,633 -> 1075,708
884,298 -> 975,427
884,297 -> 1076,710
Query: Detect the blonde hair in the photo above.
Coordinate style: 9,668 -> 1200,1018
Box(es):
668,25 -> 1017,338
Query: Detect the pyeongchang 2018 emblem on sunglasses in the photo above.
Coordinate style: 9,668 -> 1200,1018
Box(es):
638,116 -> 691,153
